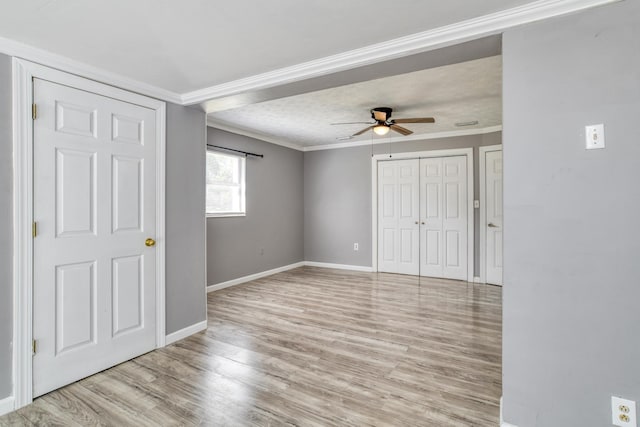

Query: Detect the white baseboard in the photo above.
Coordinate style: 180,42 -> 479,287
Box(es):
500,396 -> 518,427
207,261 -> 305,293
165,320 -> 207,346
304,261 -> 373,272
0,395 -> 15,416
206,261 -> 375,294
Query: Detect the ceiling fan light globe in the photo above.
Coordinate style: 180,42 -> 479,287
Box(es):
373,125 -> 390,136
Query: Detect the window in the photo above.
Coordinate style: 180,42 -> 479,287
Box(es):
206,150 -> 246,216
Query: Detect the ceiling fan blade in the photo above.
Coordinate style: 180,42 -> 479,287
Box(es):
390,124 -> 413,136
330,121 -> 375,125
392,117 -> 435,124
352,126 -> 375,136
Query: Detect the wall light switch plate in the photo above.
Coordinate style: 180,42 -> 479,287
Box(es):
612,396 -> 636,427
586,124 -> 605,149
474,200 -> 480,209
353,243 -> 359,251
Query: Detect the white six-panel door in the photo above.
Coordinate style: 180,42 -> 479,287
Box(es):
33,79 -> 158,396
420,156 -> 468,280
378,156 -> 468,280
485,150 -> 503,285
377,160 -> 420,275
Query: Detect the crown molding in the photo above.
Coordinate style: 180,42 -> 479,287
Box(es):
206,119 -> 305,152
0,36 -> 183,104
303,126 -> 503,152
0,0 -> 618,107
182,0 -> 619,105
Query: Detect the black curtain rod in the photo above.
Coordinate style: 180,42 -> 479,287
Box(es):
207,144 -> 264,158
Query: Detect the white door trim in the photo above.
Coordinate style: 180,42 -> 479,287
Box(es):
12,58 -> 166,410
479,144 -> 503,283
371,147 -> 474,282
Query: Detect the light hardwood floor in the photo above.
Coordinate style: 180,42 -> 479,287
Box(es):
1,266 -> 502,426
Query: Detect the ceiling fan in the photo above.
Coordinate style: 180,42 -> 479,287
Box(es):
332,107 -> 435,137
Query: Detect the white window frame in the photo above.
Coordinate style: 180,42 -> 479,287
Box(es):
206,150 -> 246,217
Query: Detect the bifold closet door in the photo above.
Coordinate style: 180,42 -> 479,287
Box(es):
419,156 -> 468,280
377,159 -> 420,275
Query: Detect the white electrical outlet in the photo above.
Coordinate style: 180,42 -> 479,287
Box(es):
353,243 -> 359,251
612,396 -> 636,427
586,123 -> 605,149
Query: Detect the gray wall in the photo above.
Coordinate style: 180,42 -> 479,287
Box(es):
502,2 -> 640,426
206,128 -> 304,285
0,53 -> 13,399
166,104 -> 208,334
304,132 -> 501,270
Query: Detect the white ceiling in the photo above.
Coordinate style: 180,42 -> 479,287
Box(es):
3,1 -> 603,150
0,0 -> 529,93
208,55 -> 502,147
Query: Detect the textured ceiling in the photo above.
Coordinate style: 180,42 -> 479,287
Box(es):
208,55 -> 502,147
0,0 -> 526,93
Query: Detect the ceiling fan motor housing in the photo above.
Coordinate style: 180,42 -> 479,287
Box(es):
371,107 -> 393,122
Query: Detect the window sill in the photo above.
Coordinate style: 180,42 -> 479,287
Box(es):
206,213 -> 246,218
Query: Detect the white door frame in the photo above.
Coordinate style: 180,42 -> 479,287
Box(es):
371,147 -> 474,282
12,58 -> 167,409
478,144 -> 503,284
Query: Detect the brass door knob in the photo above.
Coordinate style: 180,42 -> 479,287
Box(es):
145,238 -> 156,247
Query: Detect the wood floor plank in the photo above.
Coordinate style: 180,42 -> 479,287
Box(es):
0,266 -> 502,426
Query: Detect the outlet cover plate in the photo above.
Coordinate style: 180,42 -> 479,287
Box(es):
612,396 -> 637,427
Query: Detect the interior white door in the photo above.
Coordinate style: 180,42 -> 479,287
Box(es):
420,156 -> 468,280
485,150 -> 503,285
377,159 -> 420,275
33,79 -> 158,397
